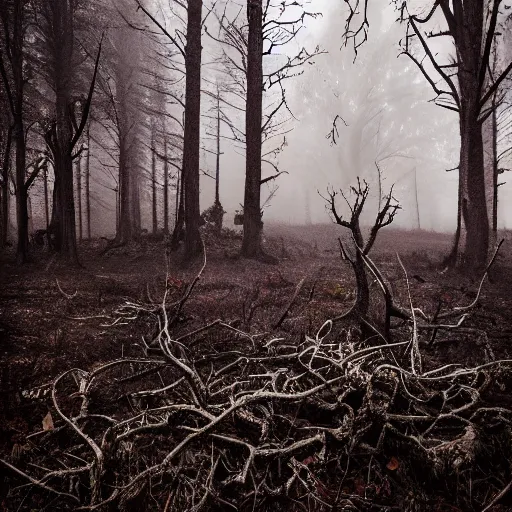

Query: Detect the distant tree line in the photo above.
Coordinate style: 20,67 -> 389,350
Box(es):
1,0 -> 511,272
0,0 -> 319,265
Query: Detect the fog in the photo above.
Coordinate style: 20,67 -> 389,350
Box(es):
190,1 -> 459,232
21,0 -> 512,237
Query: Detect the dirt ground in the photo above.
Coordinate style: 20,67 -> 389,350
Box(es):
1,224 -> 512,510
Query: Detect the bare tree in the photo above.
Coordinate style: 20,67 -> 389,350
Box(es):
75,155 -> 83,241
0,115 -> 13,248
85,125 -> 91,239
150,117 -> 158,234
394,1 -> 512,269
135,0 -> 203,260
209,0 -> 322,258
0,0 -> 30,262
242,0 -> 265,257
323,177 -> 401,333
202,84 -> 226,234
36,0 -> 102,264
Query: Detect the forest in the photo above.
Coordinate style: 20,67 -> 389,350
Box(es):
1,0 -> 512,510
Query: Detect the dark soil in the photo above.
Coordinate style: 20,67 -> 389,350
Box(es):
1,225 -> 512,511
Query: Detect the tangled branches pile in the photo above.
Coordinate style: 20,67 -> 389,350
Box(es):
4,249 -> 512,512
3,183 -> 512,511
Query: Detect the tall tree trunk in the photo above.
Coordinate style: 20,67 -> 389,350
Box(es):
15,120 -> 29,263
118,140 -> 132,242
85,127 -> 91,239
164,137 -> 169,234
174,168 -> 181,229
450,1 -> 489,270
130,168 -> 141,234
151,124 -> 157,234
171,167 -> 185,247
115,186 -> 120,236
482,96 -> 498,255
27,194 -> 33,234
76,155 -> 83,241
13,2 -> 28,263
0,0 -> 29,261
112,25 -> 143,243
242,0 -> 264,258
492,97 -> 498,240
457,104 -> 488,269
181,0 -> 203,259
49,0 -> 79,264
43,163 -> 49,231
53,142 -> 78,262
413,167 -> 420,229
215,89 -> 221,205
1,125 -> 13,248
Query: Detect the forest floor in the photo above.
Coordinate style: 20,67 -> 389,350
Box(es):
2,225 -> 512,511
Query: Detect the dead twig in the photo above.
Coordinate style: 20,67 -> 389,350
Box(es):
55,279 -> 78,299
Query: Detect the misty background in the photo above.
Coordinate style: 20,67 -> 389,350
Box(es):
19,0 -> 512,237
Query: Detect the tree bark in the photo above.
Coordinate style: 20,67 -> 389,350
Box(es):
482,96 -> 498,255
151,123 -> 157,234
450,1 -> 489,270
43,163 -> 49,231
130,168 -> 141,234
76,155 -> 83,241
118,136 -> 132,242
181,0 -> 203,259
171,167 -> 184,247
1,125 -> 13,248
241,0 -> 264,258
15,120 -> 29,263
115,186 -> 120,235
492,98 -> 498,241
164,137 -> 169,234
215,90 -> 221,205
85,127 -> 91,239
11,0 -> 29,263
457,104 -> 488,269
47,0 -> 79,264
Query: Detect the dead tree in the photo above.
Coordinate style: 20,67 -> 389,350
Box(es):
242,0 -> 265,257
202,84 -> 226,234
209,1 -> 322,258
85,125 -> 91,239
324,176 -> 400,332
341,0 -> 512,270
135,0 -> 203,260
43,160 -> 50,232
0,0 -> 30,262
75,155 -> 83,241
396,1 -> 512,270
38,1 -> 102,264
150,118 -> 158,234
0,121 -> 13,248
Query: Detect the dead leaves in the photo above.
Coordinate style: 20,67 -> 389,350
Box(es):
386,456 -> 399,471
42,411 -> 54,431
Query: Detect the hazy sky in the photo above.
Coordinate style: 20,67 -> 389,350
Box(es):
202,0 -> 511,233
23,1 -> 512,236
200,1 -> 465,232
